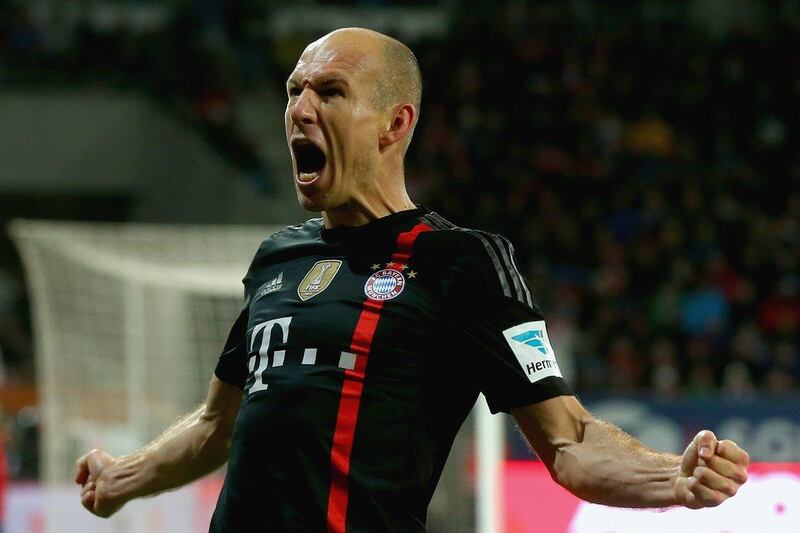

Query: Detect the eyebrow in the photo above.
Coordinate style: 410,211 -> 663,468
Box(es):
317,76 -> 349,87
286,75 -> 350,88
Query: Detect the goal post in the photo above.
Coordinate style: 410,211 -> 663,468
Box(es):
476,395 -> 505,533
10,220 -> 271,485
10,219 -> 505,532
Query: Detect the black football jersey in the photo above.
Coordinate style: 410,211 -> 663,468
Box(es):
210,206 -> 571,532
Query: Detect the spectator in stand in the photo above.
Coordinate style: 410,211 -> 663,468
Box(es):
1,1 -> 797,399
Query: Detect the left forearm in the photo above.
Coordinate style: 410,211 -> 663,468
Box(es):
552,417 -> 681,508
513,396 -> 749,510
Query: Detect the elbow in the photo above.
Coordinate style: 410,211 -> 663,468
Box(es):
552,465 -> 596,503
550,451 -> 579,494
205,429 -> 232,457
538,444 -> 580,496
196,419 -> 233,466
198,404 -> 236,460
549,445 -> 600,503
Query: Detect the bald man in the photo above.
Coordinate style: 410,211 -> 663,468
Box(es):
76,28 -> 750,532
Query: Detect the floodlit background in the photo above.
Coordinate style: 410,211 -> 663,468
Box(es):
1,1 -> 799,532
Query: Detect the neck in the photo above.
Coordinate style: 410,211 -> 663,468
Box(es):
322,166 -> 416,228
322,192 -> 416,228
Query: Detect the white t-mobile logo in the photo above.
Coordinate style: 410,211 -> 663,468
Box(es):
246,316 -> 358,394
248,317 -> 292,393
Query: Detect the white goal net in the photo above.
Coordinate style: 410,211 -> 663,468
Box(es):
10,220 -> 501,533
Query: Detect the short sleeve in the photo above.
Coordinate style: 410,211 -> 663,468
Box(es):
443,231 -> 571,414
214,240 -> 263,389
215,306 -> 249,390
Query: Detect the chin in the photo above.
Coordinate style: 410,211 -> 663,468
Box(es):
295,191 -> 321,212
298,198 -> 323,212
295,185 -> 335,213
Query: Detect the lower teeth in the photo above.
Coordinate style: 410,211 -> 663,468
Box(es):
299,172 -> 318,182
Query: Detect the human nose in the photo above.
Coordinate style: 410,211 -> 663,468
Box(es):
289,88 -> 318,127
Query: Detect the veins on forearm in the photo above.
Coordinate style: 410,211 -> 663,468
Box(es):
554,418 -> 681,507
106,403 -> 225,500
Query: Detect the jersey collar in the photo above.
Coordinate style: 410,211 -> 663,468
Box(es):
320,205 -> 429,244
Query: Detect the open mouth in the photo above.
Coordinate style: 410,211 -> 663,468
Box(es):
292,140 -> 327,183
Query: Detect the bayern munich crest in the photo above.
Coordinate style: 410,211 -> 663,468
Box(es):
364,269 -> 406,301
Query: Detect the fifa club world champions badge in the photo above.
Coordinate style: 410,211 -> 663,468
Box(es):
364,269 -> 405,301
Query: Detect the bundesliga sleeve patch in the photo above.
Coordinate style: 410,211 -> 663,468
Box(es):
502,321 -> 563,383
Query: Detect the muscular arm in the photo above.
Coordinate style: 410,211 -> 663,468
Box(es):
512,396 -> 749,508
76,376 -> 242,517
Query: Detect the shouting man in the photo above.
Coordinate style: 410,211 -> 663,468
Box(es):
76,28 -> 750,532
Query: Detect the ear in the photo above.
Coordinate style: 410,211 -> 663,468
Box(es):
379,103 -> 416,150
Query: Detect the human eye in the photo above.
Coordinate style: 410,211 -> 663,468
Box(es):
287,86 -> 301,97
321,87 -> 344,98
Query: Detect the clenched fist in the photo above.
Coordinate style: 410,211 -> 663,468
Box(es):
75,449 -> 125,518
675,430 -> 750,509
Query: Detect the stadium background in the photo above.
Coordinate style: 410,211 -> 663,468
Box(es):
0,0 -> 799,531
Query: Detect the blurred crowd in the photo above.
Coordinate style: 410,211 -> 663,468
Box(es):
1,0 -> 798,411
0,0 -> 271,184
407,6 -> 799,397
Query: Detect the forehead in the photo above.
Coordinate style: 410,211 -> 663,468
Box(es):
288,36 -> 380,83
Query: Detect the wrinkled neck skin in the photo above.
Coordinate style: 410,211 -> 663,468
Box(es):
321,168 -> 415,228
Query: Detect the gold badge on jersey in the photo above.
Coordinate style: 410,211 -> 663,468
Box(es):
298,260 -> 342,301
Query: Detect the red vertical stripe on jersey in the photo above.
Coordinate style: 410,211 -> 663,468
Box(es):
327,222 -> 431,533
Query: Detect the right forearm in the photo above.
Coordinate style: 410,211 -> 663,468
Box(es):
98,404 -> 230,503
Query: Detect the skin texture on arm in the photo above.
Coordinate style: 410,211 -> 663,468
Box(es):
512,395 -> 750,509
76,376 -> 242,518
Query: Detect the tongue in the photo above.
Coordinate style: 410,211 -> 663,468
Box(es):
298,171 -> 321,184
